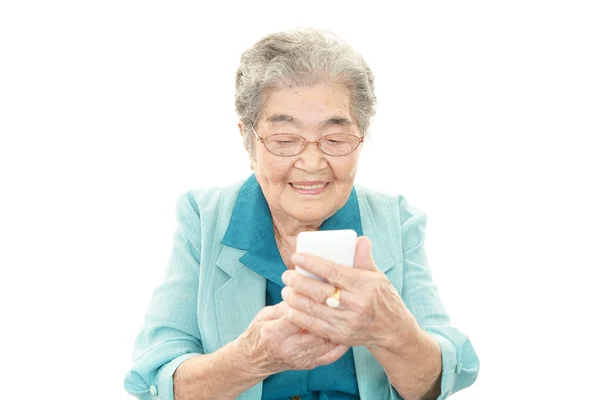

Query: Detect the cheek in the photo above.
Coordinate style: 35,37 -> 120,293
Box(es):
256,155 -> 294,183
331,158 -> 359,183
272,161 -> 295,182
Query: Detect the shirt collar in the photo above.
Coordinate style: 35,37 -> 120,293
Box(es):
221,174 -> 363,286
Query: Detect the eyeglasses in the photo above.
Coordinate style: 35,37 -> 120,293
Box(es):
249,121 -> 364,157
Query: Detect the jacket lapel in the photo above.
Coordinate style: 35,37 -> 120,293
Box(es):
351,238 -> 396,399
352,346 -> 395,399
352,187 -> 399,399
214,245 -> 266,400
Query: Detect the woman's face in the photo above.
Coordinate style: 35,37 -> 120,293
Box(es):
244,82 -> 363,225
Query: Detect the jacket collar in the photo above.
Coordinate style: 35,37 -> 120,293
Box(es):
220,173 -> 363,285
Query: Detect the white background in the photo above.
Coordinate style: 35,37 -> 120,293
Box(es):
1,1 -> 599,399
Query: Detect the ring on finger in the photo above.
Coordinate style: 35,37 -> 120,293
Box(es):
326,287 -> 342,309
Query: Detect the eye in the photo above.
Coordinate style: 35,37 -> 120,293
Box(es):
269,134 -> 303,146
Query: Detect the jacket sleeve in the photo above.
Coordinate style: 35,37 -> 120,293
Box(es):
124,191 -> 204,400
390,196 -> 480,400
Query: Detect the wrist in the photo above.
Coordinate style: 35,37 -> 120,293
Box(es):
367,321 -> 442,400
369,315 -> 422,355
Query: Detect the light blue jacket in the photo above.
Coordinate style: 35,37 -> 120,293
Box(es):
124,177 -> 480,400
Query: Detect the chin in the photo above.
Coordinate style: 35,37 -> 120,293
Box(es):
288,205 -> 331,223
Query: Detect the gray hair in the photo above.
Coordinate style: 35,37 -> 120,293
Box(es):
235,28 -> 376,158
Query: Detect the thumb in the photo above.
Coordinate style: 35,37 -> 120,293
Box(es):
353,236 -> 378,271
252,302 -> 286,323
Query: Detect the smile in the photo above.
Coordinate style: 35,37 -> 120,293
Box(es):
289,182 -> 329,195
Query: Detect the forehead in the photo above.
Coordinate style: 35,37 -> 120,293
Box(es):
260,83 -> 354,127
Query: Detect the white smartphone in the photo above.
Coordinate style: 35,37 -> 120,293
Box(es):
295,229 -> 357,282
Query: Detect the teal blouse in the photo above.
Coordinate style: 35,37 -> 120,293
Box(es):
221,175 -> 361,400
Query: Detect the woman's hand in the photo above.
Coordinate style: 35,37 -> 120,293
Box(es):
281,236 -> 420,350
236,301 -> 349,376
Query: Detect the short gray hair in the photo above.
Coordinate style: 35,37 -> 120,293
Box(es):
235,28 -> 377,158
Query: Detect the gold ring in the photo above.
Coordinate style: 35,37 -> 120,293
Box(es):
326,287 -> 341,309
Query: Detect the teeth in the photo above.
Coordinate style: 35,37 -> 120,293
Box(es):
292,183 -> 326,190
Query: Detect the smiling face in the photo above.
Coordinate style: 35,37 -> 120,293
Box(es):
243,82 -> 363,227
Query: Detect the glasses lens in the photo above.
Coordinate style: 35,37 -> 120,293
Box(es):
320,134 -> 361,156
264,134 -> 305,156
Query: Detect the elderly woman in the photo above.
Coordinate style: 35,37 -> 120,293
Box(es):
124,28 -> 479,400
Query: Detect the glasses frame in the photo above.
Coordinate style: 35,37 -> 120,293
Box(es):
249,121 -> 364,157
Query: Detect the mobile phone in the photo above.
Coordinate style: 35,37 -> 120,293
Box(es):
295,229 -> 357,282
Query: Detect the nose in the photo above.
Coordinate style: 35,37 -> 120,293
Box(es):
294,142 -> 328,173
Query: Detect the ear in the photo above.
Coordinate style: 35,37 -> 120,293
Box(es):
239,122 -> 255,170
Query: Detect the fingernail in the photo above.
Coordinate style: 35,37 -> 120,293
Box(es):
281,286 -> 290,300
281,270 -> 290,284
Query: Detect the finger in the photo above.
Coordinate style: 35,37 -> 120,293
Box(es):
291,252 -> 359,290
282,287 -> 350,320
293,332 -> 336,353
285,304 -> 338,342
272,302 -> 306,335
274,314 -> 304,336
353,236 -> 379,272
313,344 -> 349,366
252,302 -> 286,322
282,270 -> 337,304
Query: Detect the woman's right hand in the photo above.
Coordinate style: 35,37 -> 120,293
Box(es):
236,301 -> 349,376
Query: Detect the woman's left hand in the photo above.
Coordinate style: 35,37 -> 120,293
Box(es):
281,236 -> 420,349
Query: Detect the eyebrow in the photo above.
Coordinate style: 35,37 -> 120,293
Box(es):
265,114 -> 352,128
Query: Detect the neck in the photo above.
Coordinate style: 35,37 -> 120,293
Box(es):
271,213 -> 323,244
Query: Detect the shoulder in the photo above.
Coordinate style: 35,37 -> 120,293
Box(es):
355,184 -> 427,251
173,179 -> 245,242
184,179 -> 245,216
355,184 -> 425,223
